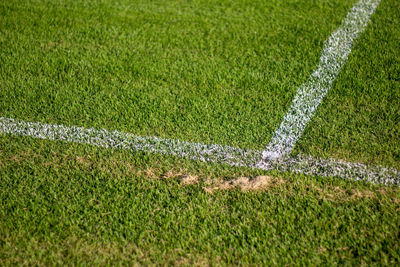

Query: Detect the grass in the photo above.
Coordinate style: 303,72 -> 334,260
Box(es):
0,0 -> 356,149
1,135 -> 400,265
296,0 -> 400,169
1,0 -> 400,265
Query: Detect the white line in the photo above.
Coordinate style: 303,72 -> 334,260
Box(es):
1,117 -> 399,186
0,0 -> 393,186
261,0 -> 381,161
0,117 -> 260,168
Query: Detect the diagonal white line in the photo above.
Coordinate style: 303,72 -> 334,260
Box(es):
1,117 -> 399,186
0,0 -> 394,186
261,0 -> 381,162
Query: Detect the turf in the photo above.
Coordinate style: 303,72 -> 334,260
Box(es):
1,135 -> 400,265
0,0 -> 356,149
296,0 -> 400,169
1,0 -> 400,265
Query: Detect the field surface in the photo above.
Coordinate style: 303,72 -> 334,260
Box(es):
1,0 -> 399,265
295,0 -> 400,169
0,0 -> 358,149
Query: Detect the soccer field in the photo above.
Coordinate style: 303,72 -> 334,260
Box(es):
0,0 -> 359,149
1,0 -> 400,264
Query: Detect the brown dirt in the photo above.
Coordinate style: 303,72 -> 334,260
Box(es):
5,149 -> 400,202
204,175 -> 285,193
180,175 -> 199,185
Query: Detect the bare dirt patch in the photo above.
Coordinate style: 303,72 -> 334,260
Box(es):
4,149 -> 400,202
180,175 -> 199,185
306,184 -> 380,202
76,156 -> 92,167
204,175 -> 285,193
10,155 -> 20,163
160,170 -> 199,185
161,170 -> 183,179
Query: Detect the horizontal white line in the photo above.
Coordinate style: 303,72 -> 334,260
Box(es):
1,117 -> 399,186
262,0 -> 381,161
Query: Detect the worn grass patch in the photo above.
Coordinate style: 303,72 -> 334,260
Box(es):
203,176 -> 285,193
1,136 -> 400,264
1,0 -> 399,264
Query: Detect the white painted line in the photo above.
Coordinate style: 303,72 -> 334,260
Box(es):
0,117 -> 260,168
1,117 -> 399,186
261,0 -> 381,161
1,0 -> 393,186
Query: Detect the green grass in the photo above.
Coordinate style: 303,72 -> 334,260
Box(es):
296,0 -> 400,169
0,0 -> 356,149
1,0 -> 400,265
1,135 -> 400,265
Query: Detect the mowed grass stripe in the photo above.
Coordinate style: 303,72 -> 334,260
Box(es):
1,117 -> 399,185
